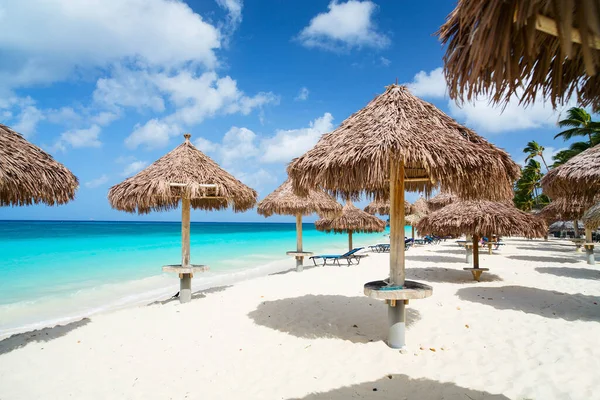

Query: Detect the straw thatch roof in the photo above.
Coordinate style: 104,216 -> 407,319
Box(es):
549,220 -> 584,232
315,202 -> 386,234
541,145 -> 600,202
438,0 -> 600,110
257,178 -> 341,217
363,198 -> 410,215
0,124 -> 78,206
427,192 -> 457,212
405,213 -> 423,226
583,201 -> 600,229
288,85 -> 519,201
108,134 -> 257,214
417,200 -> 547,238
536,198 -> 591,223
411,197 -> 429,215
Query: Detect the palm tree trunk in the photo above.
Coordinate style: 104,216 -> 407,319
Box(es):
539,154 -> 549,171
589,133 -> 593,146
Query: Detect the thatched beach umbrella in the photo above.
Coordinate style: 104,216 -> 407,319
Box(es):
404,198 -> 429,241
315,201 -> 386,251
439,0 -> 600,110
583,202 -> 600,230
417,201 -> 547,280
541,145 -> 600,203
288,84 -> 519,348
427,192 -> 457,212
364,198 -> 410,215
1,124 -> 78,206
108,134 -> 257,303
257,178 -> 341,271
537,198 -> 590,224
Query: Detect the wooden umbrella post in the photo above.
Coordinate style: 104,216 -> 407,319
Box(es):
585,227 -> 595,265
472,234 -> 479,269
388,157 -> 406,348
465,234 -> 473,264
296,213 -> 304,272
411,226 -> 415,241
180,194 -> 192,303
348,231 -> 353,252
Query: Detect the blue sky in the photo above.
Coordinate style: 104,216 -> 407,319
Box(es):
0,0 -> 585,222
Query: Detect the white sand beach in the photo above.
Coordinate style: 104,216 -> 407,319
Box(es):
0,238 -> 599,400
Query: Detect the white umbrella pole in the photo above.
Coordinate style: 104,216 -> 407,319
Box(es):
180,195 -> 192,303
296,213 -> 304,272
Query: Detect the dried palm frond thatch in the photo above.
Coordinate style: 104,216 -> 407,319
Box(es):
417,200 -> 547,238
108,135 -> 257,214
288,85 -> 519,201
0,124 -> 78,206
427,192 -> 457,212
316,202 -> 386,234
438,0 -> 600,110
364,198 -> 410,215
257,179 -> 341,217
541,145 -> 600,202
405,213 -> 423,226
583,202 -> 600,229
536,198 -> 591,223
411,197 -> 429,215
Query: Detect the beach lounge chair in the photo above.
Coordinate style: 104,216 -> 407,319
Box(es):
368,243 -> 389,253
310,247 -> 366,266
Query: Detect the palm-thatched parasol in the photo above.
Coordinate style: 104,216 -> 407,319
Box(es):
404,198 -> 429,241
108,134 -> 257,303
583,202 -> 600,230
541,145 -> 600,203
417,200 -> 547,280
438,0 -> 600,110
315,201 -> 386,251
288,84 -> 519,349
257,178 -> 341,271
364,198 -> 410,215
1,124 -> 78,206
427,192 -> 457,212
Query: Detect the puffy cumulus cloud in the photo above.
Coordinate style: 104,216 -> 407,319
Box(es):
12,105 -> 44,137
405,67 -> 446,98
53,125 -> 102,152
194,137 -> 219,153
0,0 -> 221,90
85,174 -> 109,188
295,87 -> 310,101
261,113 -> 334,163
93,69 -> 166,112
404,67 -> 576,134
117,70 -> 278,149
232,168 -> 277,191
121,160 -> 149,177
216,0 -> 243,41
219,127 -> 259,167
298,1 -> 389,51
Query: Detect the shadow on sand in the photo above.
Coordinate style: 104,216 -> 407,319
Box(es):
506,255 -> 580,264
0,318 -> 91,356
515,246 -> 575,253
248,295 -> 420,344
407,267 -> 502,283
431,249 -> 468,255
457,286 -> 600,322
269,265 -> 319,276
406,254 -> 465,264
536,267 -> 600,281
148,285 -> 231,306
286,374 -> 510,400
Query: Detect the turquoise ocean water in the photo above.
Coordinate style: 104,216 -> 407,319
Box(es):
0,221 -> 411,337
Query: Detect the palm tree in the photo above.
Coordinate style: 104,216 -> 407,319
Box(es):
552,141 -> 594,167
556,107 -> 600,145
523,141 -> 549,171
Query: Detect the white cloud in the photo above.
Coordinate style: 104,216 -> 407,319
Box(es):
46,107 -> 81,125
125,119 -> 180,150
261,113 -> 334,163
404,67 -> 576,134
0,0 -> 221,90
194,137 -> 219,153
295,87 -> 309,101
380,56 -> 391,67
121,160 -> 149,177
220,127 -> 259,167
233,168 -> 277,190
120,70 -> 278,149
405,67 -> 446,98
12,105 -> 44,137
91,111 -> 120,126
53,125 -> 102,151
85,174 -> 109,188
93,69 -> 166,112
216,0 -> 243,41
298,1 -> 389,51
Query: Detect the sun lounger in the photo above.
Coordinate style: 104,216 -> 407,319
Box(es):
368,243 -> 389,253
310,247 -> 366,266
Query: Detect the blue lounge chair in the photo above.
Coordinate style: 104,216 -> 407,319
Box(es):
310,247 -> 365,266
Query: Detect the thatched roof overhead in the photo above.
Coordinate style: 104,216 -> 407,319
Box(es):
536,198 -> 591,223
364,198 -> 410,215
541,145 -> 600,202
108,134 -> 257,214
417,200 -> 547,238
411,197 -> 429,215
315,201 -> 386,234
427,192 -> 457,211
583,201 -> 600,229
438,0 -> 600,110
0,124 -> 78,206
288,85 -> 519,201
405,213 -> 423,226
257,178 -> 341,217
